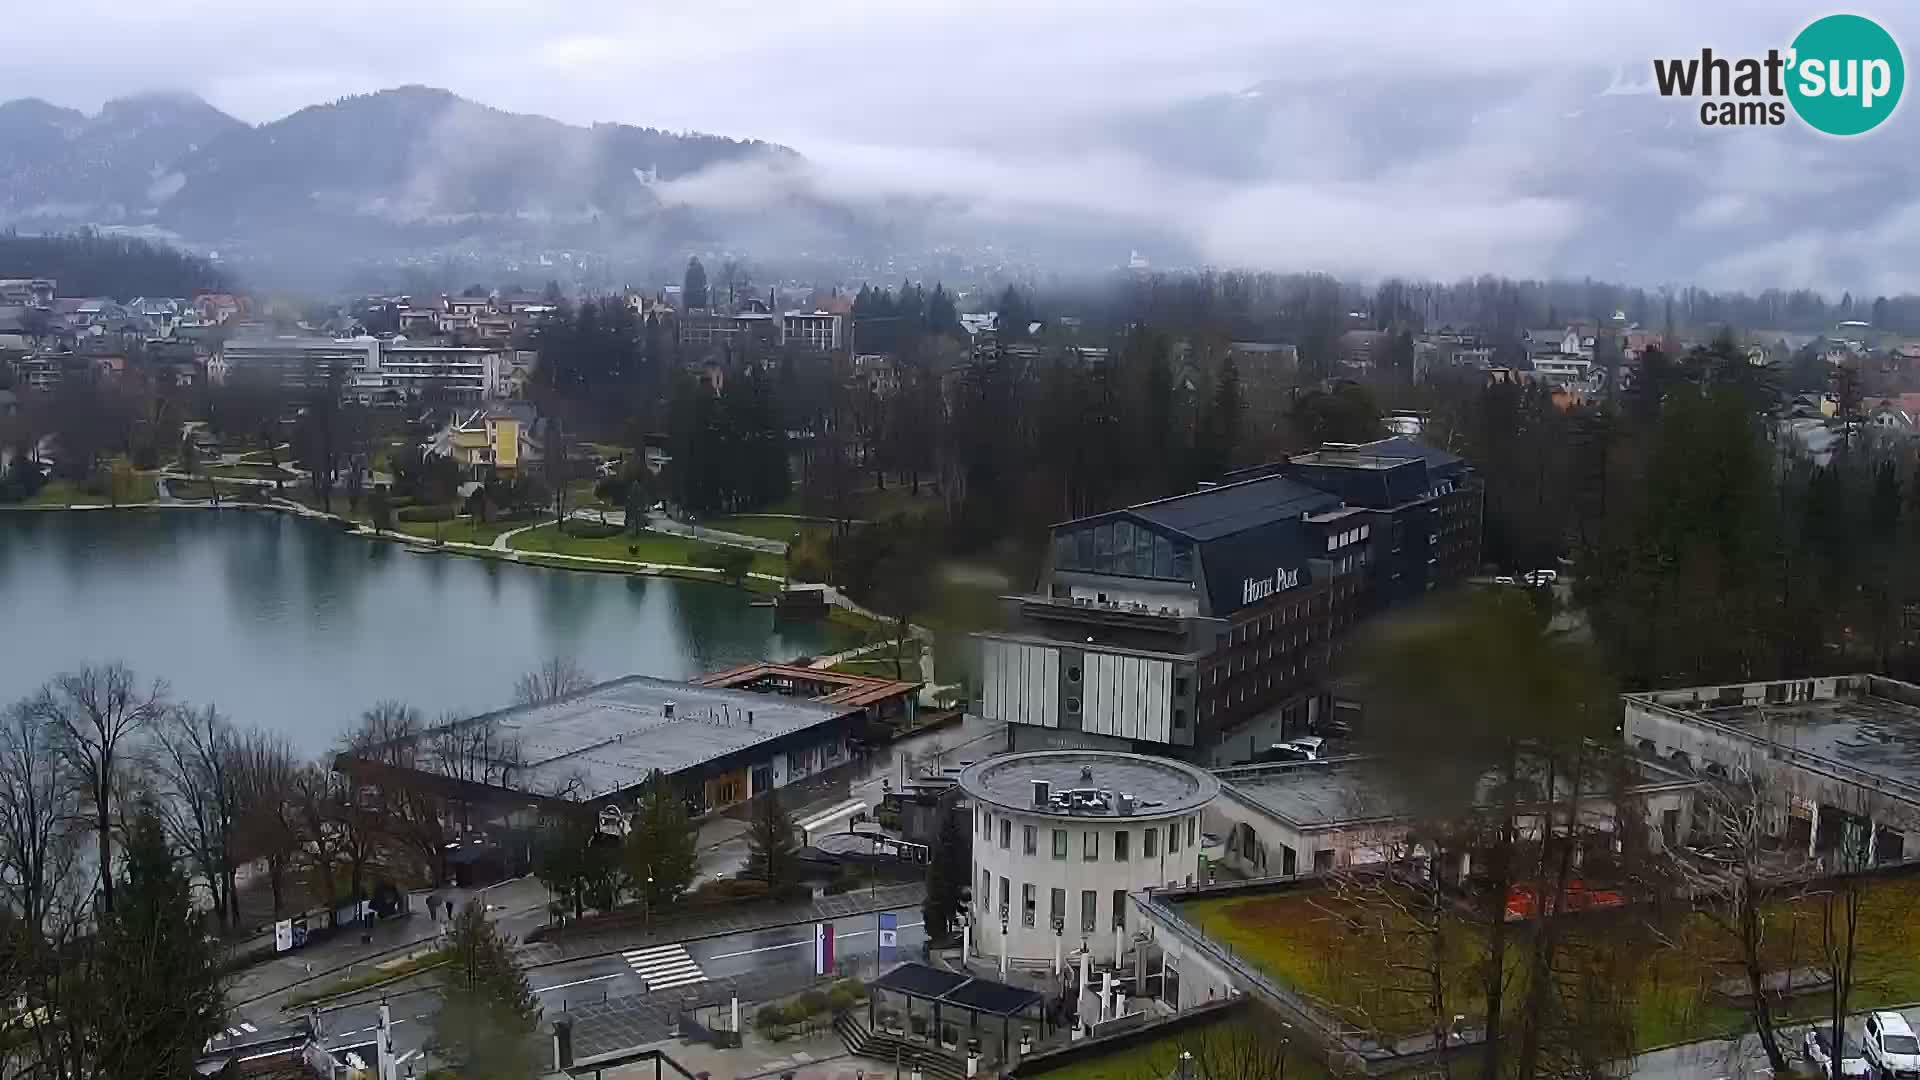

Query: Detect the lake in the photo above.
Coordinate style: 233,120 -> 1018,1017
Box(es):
0,510 -> 855,755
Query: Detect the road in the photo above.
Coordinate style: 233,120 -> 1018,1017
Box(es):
1630,1010 -> 1916,1079
261,906 -> 928,1063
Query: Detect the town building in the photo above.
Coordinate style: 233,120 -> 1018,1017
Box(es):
336,674 -> 864,817
1622,675 -> 1920,866
1204,751 -> 1699,879
362,343 -> 508,401
0,278 -> 57,309
976,437 -> 1481,764
961,751 -> 1219,966
782,310 -> 844,353
693,663 -> 922,734
426,401 -> 547,477
213,336 -> 381,392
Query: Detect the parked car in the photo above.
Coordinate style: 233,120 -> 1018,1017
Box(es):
1492,575 -> 1517,586
1263,736 -> 1325,763
1803,1027 -> 1870,1078
1864,1011 -> 1920,1078
1310,715 -> 1353,739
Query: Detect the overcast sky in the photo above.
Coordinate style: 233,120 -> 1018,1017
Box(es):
6,1 -> 1915,291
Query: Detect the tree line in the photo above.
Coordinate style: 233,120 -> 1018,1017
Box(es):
0,229 -> 231,300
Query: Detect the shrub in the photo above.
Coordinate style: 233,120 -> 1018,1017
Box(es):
397,504 -> 456,523
797,990 -> 829,1017
826,985 -> 858,1013
756,1003 -> 788,1029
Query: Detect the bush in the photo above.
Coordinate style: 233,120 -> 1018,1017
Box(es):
797,990 -> 829,1017
756,1003 -> 789,1029
397,504 -> 456,523
826,985 -> 859,1013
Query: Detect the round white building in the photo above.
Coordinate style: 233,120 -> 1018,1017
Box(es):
959,750 -> 1220,967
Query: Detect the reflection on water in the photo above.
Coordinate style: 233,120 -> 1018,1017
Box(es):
0,511 -> 855,755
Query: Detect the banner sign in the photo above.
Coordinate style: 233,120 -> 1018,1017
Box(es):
878,912 -> 898,963
815,923 -> 836,975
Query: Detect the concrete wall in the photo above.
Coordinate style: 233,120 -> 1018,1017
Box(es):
971,803 -> 1206,965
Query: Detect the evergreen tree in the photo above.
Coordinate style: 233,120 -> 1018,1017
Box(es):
625,770 -> 697,908
89,801 -> 225,1080
744,789 -> 799,890
684,256 -> 710,309
432,899 -> 541,1080
921,807 -> 970,941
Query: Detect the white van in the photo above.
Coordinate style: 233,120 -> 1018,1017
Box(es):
1865,1011 -> 1920,1078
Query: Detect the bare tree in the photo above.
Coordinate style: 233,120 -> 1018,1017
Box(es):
231,729 -> 301,918
28,664 -> 167,912
1670,771 -> 1809,1075
514,657 -> 592,707
151,703 -> 242,930
344,701 -> 454,886
0,699 -> 85,954
291,765 -> 349,925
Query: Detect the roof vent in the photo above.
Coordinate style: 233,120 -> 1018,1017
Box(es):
1033,779 -> 1050,807
747,711 -> 754,727
664,701 -> 675,720
1118,793 -> 1135,816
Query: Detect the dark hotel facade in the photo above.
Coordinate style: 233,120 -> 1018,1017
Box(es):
976,437 -> 1481,765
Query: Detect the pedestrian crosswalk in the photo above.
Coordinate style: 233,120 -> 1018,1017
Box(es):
622,943 -> 707,991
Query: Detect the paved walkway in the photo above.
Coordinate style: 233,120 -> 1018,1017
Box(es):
229,877 -> 550,1009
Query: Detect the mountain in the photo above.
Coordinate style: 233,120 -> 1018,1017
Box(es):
0,92 -> 244,223
0,86 -> 816,272
1107,71 -> 1920,289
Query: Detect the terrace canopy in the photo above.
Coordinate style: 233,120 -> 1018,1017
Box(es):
867,962 -> 1048,1066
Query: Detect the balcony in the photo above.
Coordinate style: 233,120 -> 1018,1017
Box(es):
1016,594 -> 1190,632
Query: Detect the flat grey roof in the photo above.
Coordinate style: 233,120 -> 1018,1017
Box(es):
1219,758 -> 1408,829
1220,752 -> 1697,829
495,675 -> 854,799
959,751 -> 1219,820
1639,680 -> 1920,791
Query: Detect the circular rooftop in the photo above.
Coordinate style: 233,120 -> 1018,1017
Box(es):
958,750 -> 1220,820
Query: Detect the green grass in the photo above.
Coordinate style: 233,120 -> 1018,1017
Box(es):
390,514 -> 523,546
1183,872 -> 1920,1051
509,524 -> 785,577
284,947 -> 449,1007
24,480 -> 86,506
703,515 -> 840,543
208,464 -> 298,483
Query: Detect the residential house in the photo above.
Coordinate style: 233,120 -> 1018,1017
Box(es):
427,401 -> 547,478
1336,329 -> 1385,370
781,310 -> 844,353
0,279 -> 56,309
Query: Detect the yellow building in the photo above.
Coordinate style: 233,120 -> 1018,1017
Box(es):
429,401 -> 546,477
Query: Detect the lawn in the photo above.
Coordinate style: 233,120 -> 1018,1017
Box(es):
509,524 -> 786,578
1181,872 -> 1920,1051
208,463 -> 298,483
704,515 -> 840,544
390,514 -> 524,546
24,480 -> 87,506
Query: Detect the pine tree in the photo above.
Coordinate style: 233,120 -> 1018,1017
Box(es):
626,770 -> 696,908
922,807 -> 969,941
744,788 -> 799,890
89,801 -> 225,1080
684,256 -> 710,310
432,899 -> 541,1080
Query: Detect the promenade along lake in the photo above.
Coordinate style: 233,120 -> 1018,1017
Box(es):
0,510 -> 855,754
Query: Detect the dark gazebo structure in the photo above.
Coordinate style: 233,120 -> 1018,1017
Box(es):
867,963 -> 1048,1067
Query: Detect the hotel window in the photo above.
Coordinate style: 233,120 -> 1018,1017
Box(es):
1169,823 -> 1180,854
1001,818 -> 1012,850
1189,817 -> 1198,846
1094,523 -> 1115,571
1170,541 -> 1194,580
1052,829 -> 1068,859
1022,883 -> 1037,927
1081,890 -> 1098,933
1133,527 -> 1154,576
1113,890 -> 1128,930
999,876 -> 1010,920
982,869 -> 990,907
1144,827 -> 1159,858
1083,831 -> 1099,860
1023,825 -> 1037,855
1114,830 -> 1129,861
1050,888 -> 1066,930
1153,534 -> 1173,577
